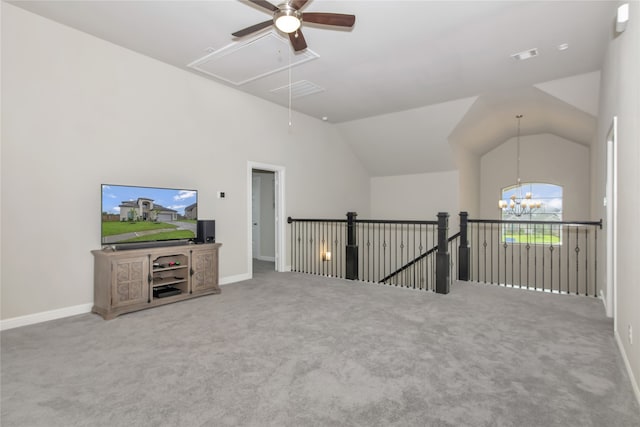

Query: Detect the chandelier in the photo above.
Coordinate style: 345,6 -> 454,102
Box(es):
498,114 -> 542,217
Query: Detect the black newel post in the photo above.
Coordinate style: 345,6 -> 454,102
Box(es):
345,211 -> 359,280
458,211 -> 470,281
436,212 -> 450,294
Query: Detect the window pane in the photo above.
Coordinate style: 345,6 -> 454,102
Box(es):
500,183 -> 563,244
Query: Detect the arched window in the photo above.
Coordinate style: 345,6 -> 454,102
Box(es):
500,183 -> 563,244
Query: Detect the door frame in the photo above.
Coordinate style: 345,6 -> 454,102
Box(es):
251,174 -> 261,259
247,161 -> 286,275
605,117 -> 618,322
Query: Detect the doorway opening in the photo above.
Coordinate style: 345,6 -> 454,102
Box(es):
247,162 -> 286,277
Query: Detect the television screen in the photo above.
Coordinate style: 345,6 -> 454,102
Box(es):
101,184 -> 198,246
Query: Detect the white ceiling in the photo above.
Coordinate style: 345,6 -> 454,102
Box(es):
8,0 -> 617,176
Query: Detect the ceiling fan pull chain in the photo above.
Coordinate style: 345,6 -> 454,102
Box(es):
288,45 -> 293,128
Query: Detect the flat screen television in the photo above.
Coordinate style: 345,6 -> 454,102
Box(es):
101,184 -> 198,248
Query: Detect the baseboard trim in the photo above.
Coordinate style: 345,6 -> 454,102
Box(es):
219,272 -> 252,285
1,272 -> 254,330
0,303 -> 93,331
256,255 -> 276,262
615,330 -> 640,408
599,289 -> 608,311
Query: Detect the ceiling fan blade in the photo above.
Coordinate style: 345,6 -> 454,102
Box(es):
247,0 -> 279,13
232,20 -> 273,37
291,0 -> 309,10
289,30 -> 307,51
302,12 -> 355,27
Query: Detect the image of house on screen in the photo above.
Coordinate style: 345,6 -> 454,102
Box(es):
119,198 -> 178,222
184,203 -> 197,220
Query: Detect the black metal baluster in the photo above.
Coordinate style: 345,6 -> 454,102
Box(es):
314,221 -> 318,274
497,223 -> 501,286
309,221 -> 313,274
593,227 -> 598,298
504,229 -> 508,287
585,228 -> 589,296
366,222 -> 370,282
575,227 -> 580,295
321,222 -> 325,276
468,223 -> 472,283
419,224 -> 423,289
477,222 -> 481,281
558,224 -> 562,293
518,222 -> 522,288
394,224 -> 398,286
489,224 -> 500,284
358,221 -> 363,281
382,224 -> 386,283
376,223 -> 381,282
298,222 -> 303,273
303,222 -> 307,273
292,220 -> 296,272
567,228 -> 571,294
510,222 -> 514,287
542,223 -> 546,292
412,224 -> 416,289
402,224 -> 406,287
309,222 -> 313,274
524,222 -> 529,289
534,224 -> 538,290
483,223 -> 487,283
372,223 -> 376,282
433,224 -> 437,290
339,222 -> 343,278
299,222 -> 302,273
549,224 -> 560,292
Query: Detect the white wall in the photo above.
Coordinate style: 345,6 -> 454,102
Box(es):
594,1 -> 640,402
452,144 -> 481,217
480,134 -> 590,220
370,171 -> 459,222
0,4 -> 370,320
336,97 -> 476,177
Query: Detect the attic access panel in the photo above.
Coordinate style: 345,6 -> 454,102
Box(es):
188,32 -> 319,86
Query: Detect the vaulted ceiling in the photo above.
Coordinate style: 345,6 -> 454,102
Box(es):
9,1 -> 616,175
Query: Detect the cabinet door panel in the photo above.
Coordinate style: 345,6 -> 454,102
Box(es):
112,257 -> 149,307
191,250 -> 218,292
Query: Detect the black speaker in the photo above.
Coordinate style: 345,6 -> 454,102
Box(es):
196,220 -> 216,243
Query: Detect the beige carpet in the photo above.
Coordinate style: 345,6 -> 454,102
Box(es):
2,265 -> 639,426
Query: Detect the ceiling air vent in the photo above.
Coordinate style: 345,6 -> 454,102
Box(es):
511,48 -> 539,61
270,80 -> 325,99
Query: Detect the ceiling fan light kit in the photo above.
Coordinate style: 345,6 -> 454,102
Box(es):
233,0 -> 355,51
274,4 -> 301,33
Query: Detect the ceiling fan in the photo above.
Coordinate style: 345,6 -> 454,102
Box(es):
232,0 -> 356,51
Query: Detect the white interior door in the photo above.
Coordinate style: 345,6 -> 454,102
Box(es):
252,175 -> 261,259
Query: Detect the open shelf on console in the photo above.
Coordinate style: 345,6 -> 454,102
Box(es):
152,254 -> 188,299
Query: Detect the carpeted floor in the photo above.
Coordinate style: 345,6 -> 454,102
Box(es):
1,264 -> 639,427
